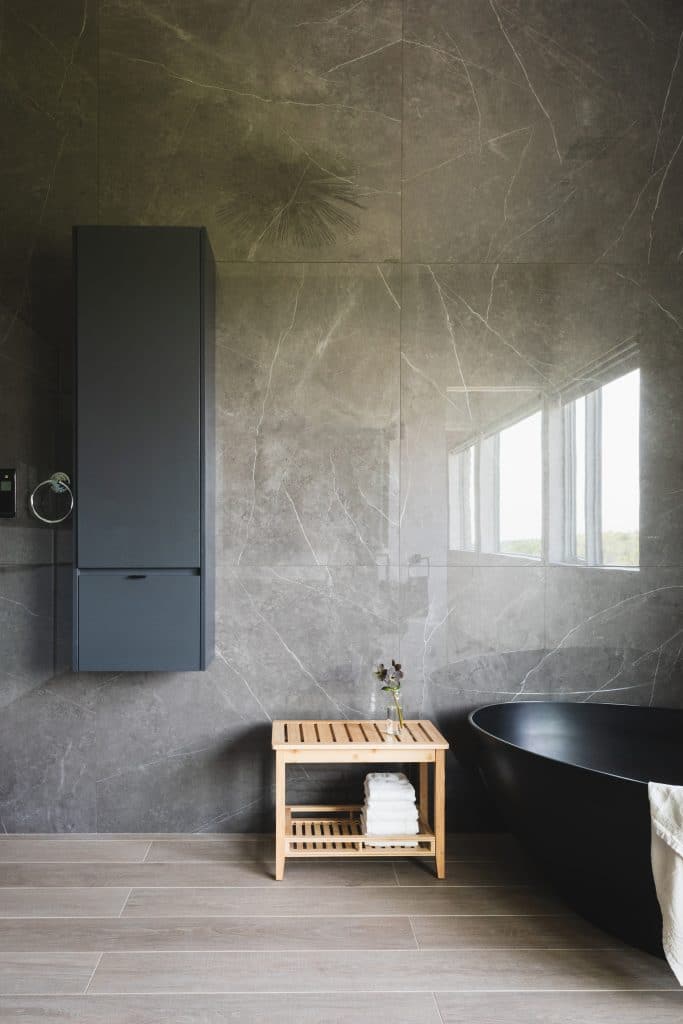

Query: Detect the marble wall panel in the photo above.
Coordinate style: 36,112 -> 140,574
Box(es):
1,0 -> 682,832
216,262 -> 400,566
99,0 -> 402,260
403,0 -> 683,262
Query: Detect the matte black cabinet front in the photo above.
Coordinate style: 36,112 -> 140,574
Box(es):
73,227 -> 214,672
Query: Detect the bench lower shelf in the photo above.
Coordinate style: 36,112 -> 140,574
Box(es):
284,805 -> 435,858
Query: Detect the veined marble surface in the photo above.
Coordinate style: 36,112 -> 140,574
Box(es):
0,0 -> 681,832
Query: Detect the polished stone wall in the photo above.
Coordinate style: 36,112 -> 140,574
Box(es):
1,0 -> 681,831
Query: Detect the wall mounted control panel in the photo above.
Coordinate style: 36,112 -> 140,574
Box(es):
0,469 -> 16,518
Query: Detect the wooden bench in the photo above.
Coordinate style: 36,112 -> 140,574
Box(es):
271,719 -> 449,880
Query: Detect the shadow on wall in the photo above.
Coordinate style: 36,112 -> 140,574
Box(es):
216,143 -> 365,253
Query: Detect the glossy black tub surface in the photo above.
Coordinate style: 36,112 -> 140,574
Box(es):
469,701 -> 683,956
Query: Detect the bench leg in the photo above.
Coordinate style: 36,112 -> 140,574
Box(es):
419,763 -> 429,827
434,750 -> 446,879
275,751 -> 286,880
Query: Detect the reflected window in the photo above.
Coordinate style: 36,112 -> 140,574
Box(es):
497,411 -> 543,558
562,369 -> 639,567
448,444 -> 476,551
448,407 -> 543,559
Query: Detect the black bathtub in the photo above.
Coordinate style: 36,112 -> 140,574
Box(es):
468,701 -> 683,956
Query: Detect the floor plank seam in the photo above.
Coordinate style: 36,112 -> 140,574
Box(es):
31,987 -> 680,995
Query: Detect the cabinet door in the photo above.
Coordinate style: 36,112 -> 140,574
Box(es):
76,227 -> 201,568
77,573 -> 201,671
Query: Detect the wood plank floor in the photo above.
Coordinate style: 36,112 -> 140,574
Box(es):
0,834 -> 680,1023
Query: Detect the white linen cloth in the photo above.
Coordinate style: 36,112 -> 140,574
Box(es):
364,772 -> 415,803
649,781 -> 683,984
360,808 -> 418,830
361,772 -> 419,848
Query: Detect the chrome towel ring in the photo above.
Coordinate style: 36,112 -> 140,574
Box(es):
29,472 -> 74,525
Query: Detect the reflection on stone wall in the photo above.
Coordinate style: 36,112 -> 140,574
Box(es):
0,0 -> 682,831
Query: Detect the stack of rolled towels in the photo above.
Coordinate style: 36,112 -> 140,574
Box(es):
360,771 -> 419,848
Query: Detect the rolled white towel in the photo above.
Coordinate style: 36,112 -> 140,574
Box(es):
360,809 -> 418,848
364,773 -> 415,802
364,786 -> 415,805
363,806 -> 418,825
364,798 -> 418,815
365,772 -> 412,788
361,809 -> 419,834
365,838 -> 418,848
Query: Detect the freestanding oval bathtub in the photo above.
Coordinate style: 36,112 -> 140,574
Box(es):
468,701 -> 683,956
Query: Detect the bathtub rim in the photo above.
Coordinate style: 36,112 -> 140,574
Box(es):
468,700 -> 682,788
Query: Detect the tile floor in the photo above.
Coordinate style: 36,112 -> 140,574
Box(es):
0,833 -> 680,1022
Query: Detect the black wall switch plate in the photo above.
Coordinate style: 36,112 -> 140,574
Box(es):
0,469 -> 16,517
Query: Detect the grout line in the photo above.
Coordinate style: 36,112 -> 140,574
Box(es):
0,915 -> 571,921
83,952 -> 104,994
26,988 -> 680,996
209,258 -> 680,266
0,946 -> 629,954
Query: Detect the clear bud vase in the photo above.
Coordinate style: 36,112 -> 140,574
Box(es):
385,704 -> 403,736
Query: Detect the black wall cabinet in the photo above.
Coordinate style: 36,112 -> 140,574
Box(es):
73,226 -> 215,671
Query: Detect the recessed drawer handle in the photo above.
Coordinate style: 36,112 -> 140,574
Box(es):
126,574 -> 147,580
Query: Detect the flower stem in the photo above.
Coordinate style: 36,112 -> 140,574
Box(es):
392,690 -> 404,730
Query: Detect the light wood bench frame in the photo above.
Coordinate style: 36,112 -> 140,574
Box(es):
272,720 -> 449,880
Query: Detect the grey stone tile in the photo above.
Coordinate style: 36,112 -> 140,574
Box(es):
0,839 -> 150,863
543,566 -> 683,706
400,263 -> 683,568
0,914 -> 416,953
0,994 -> 442,1024
0,887 -> 130,917
88,946 -> 675,993
100,1 -> 401,260
395,858 -> 534,886
0,858 -> 397,888
411,912 -> 620,949
145,838 -> 273,863
403,0 -> 683,262
216,262 -> 400,566
0,685 -> 97,834
0,0 -> 97,354
0,953 -> 101,996
122,884 -> 561,917
435,991 -> 683,1023
0,566 -> 54,711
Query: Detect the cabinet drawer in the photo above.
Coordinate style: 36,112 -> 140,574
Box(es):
77,573 -> 201,671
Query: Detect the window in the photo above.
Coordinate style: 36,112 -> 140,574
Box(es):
562,368 -> 640,567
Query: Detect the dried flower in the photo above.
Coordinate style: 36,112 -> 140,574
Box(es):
373,658 -> 405,729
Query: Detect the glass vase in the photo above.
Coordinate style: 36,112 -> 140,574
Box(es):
385,704 -> 404,736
